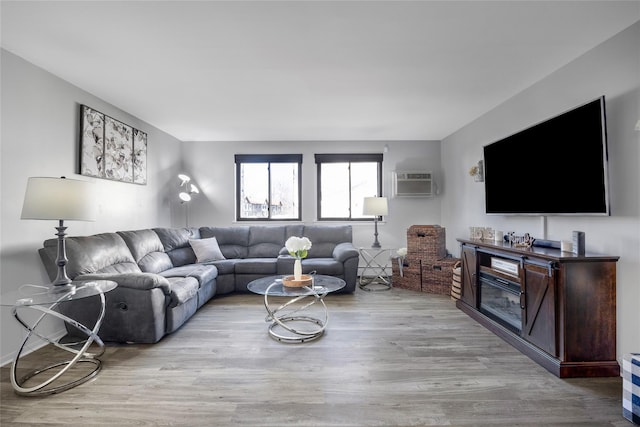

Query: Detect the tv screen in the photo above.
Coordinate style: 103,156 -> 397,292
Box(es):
483,96 -> 610,215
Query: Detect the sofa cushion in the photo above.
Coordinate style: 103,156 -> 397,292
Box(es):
153,227 -> 199,267
205,259 -> 236,275
302,225 -> 353,258
302,258 -> 344,275
248,226 -> 286,258
200,226 -> 249,259
189,236 -> 226,262
233,258 -> 278,275
159,264 -> 218,288
117,229 -> 173,274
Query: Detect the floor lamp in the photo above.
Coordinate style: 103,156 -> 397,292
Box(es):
178,174 -> 199,227
21,177 -> 96,292
363,197 -> 388,249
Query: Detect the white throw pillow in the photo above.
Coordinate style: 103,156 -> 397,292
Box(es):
189,236 -> 226,263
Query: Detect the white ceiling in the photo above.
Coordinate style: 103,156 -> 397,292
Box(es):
1,1 -> 639,142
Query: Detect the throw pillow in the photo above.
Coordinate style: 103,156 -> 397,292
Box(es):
189,236 -> 226,263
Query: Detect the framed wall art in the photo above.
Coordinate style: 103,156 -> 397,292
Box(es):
133,128 -> 148,184
79,104 -> 148,185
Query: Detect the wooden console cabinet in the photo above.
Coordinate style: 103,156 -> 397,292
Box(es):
457,238 -> 619,378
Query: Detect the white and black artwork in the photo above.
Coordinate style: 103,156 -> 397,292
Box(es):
79,104 -> 147,185
133,128 -> 147,185
79,105 -> 105,178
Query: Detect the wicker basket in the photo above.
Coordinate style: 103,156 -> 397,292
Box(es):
451,261 -> 462,301
421,257 -> 460,295
407,225 -> 446,262
282,275 -> 313,288
391,256 -> 422,292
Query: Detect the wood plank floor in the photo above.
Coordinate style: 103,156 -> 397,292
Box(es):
0,288 -> 626,426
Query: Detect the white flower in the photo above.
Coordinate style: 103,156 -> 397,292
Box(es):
285,236 -> 312,259
397,247 -> 407,257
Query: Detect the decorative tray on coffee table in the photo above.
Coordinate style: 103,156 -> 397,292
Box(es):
282,274 -> 313,288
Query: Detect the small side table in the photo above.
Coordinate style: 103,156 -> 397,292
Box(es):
358,247 -> 394,291
0,280 -> 117,396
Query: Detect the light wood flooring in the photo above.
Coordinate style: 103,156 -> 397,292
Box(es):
0,287 -> 626,426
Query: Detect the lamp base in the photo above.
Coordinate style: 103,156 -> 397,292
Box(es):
371,218 -> 382,248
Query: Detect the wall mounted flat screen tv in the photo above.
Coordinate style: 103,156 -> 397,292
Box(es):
483,96 -> 610,215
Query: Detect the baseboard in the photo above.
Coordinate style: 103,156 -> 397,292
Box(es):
0,328 -> 67,368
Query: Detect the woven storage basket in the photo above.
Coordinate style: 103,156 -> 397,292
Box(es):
391,256 -> 422,292
422,257 -> 460,295
406,225 -> 446,262
451,261 -> 462,301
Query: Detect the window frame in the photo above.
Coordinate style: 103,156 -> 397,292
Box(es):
235,154 -> 303,221
315,153 -> 384,221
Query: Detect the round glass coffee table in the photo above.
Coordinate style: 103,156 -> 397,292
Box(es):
0,280 -> 117,396
247,275 -> 345,343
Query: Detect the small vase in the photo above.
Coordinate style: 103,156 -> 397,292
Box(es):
294,258 -> 302,281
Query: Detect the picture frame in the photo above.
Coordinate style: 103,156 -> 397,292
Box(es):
79,104 -> 147,185
133,128 -> 148,184
79,105 -> 105,179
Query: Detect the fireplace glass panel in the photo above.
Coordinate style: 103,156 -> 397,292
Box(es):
479,277 -> 522,333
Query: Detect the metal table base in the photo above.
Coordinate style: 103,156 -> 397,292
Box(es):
4,281 -> 115,396
262,282 -> 329,343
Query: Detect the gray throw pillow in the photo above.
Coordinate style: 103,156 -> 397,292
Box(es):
189,237 -> 226,262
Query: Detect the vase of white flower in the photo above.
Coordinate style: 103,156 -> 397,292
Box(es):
284,236 -> 313,286
294,258 -> 302,281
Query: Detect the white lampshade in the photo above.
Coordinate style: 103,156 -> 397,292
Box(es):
21,177 -> 96,221
363,197 -> 388,216
179,192 -> 192,202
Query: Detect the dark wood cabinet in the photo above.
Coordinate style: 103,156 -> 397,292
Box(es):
459,245 -> 477,307
456,238 -> 619,378
522,262 -> 557,357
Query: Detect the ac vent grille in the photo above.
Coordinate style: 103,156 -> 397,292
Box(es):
393,171 -> 433,198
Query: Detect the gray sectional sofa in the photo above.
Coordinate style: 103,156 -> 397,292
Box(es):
39,225 -> 359,343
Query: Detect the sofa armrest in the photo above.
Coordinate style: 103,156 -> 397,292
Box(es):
76,272 -> 171,295
333,242 -> 359,263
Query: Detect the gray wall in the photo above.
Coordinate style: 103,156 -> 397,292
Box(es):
0,50 -> 183,365
180,139 -> 443,252
441,22 -> 640,358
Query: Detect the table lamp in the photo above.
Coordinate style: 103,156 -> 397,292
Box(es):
363,196 -> 388,248
21,176 -> 96,292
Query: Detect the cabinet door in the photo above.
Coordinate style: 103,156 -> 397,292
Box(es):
522,263 -> 557,356
460,245 -> 478,307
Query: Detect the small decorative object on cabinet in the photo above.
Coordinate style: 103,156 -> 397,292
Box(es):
457,237 -> 619,378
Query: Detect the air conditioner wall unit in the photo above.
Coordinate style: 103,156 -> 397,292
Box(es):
393,171 -> 433,198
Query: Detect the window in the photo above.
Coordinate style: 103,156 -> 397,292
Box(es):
315,153 -> 383,220
235,154 -> 302,221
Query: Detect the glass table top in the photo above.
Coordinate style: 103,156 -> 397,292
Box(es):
0,280 -> 117,307
247,275 -> 345,296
